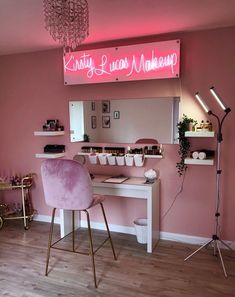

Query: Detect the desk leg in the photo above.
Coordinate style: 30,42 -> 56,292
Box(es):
60,209 -> 80,238
147,182 -> 160,253
147,192 -> 153,253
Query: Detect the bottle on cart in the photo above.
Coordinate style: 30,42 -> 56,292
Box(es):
200,120 -> 204,130
204,120 -> 209,131
208,121 -> 213,131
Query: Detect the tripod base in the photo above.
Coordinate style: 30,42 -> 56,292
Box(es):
184,235 -> 232,278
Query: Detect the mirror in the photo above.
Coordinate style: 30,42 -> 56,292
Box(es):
69,97 -> 180,144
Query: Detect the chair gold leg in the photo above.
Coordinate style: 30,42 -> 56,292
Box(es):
100,202 -> 117,261
84,210 -> 97,288
72,210 -> 75,252
45,207 -> 56,276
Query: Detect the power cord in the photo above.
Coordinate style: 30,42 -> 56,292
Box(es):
161,169 -> 187,222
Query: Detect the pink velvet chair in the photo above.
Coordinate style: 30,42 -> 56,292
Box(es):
135,138 -> 159,144
41,159 -> 117,287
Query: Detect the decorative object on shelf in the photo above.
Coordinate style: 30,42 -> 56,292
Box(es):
191,149 -> 215,160
102,116 -> 111,128
195,119 -> 213,132
104,146 -> 126,155
42,0 -> 89,53
144,169 -> 158,183
83,133 -> 90,142
81,146 -> 103,153
44,144 -> 65,154
91,116 -> 97,129
143,145 -> 161,155
127,147 -> 143,154
43,119 -> 64,131
182,114 -> 198,131
91,101 -> 95,111
176,114 -> 197,176
102,100 -> 110,113
192,151 -> 199,159
113,111 -> 120,119
185,86 -> 232,278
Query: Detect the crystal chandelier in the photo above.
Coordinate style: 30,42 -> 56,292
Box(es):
43,0 -> 89,53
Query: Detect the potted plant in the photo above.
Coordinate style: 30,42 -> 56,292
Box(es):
182,114 -> 198,131
83,133 -> 90,142
176,114 -> 197,176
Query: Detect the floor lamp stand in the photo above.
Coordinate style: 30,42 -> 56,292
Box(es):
184,109 -> 232,277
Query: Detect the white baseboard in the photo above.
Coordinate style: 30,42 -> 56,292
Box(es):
33,214 -> 60,224
161,231 -> 235,250
33,215 -> 235,250
80,220 -> 136,235
160,231 -> 211,245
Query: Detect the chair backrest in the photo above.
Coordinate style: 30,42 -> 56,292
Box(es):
135,138 -> 159,144
41,159 -> 93,210
73,154 -> 86,164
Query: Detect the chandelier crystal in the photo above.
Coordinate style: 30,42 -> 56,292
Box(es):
43,0 -> 89,52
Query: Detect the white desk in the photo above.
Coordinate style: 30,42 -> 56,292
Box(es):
60,175 -> 160,253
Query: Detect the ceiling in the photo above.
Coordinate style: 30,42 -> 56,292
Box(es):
1,0 -> 235,56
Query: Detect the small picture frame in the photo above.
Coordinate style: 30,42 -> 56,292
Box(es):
102,116 -> 110,128
91,116 -> 97,129
114,111 -> 120,119
102,100 -> 110,113
91,101 -> 95,111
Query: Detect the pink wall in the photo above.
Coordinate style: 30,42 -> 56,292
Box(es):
0,26 -> 234,241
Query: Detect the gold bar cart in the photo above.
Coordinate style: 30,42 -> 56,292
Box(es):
0,175 -> 35,230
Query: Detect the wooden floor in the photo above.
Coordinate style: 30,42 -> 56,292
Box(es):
0,221 -> 235,297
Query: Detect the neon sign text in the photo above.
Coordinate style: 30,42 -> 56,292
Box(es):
64,40 -> 180,85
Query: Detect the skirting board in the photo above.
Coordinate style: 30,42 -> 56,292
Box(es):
34,215 -> 235,250
33,214 -> 61,224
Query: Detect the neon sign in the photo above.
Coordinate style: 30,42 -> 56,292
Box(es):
64,40 -> 180,85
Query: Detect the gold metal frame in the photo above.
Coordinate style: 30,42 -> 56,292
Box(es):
0,175 -> 35,230
45,202 -> 117,288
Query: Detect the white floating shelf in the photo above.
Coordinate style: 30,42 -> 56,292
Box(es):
184,158 -> 214,166
185,131 -> 215,137
145,154 -> 162,159
77,152 -> 162,159
35,153 -> 65,159
34,131 -> 65,136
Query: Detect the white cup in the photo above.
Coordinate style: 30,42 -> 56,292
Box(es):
116,156 -> 125,166
134,154 -> 144,167
88,154 -> 98,164
125,154 -> 134,166
107,155 -> 116,165
98,154 -> 108,165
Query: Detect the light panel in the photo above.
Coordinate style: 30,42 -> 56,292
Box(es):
210,87 -> 228,111
195,92 -> 211,113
